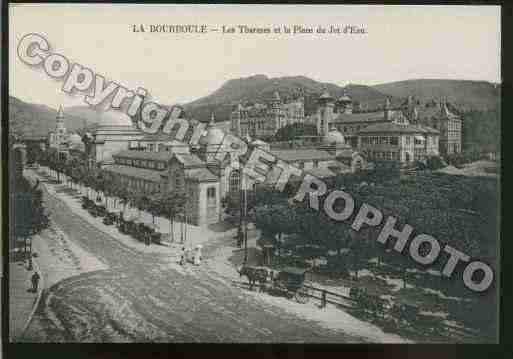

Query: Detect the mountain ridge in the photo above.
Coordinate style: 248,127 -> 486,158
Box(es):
9,76 -> 500,138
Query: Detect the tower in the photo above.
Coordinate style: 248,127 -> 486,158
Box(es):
338,89 -> 353,114
56,106 -> 66,136
49,105 -> 67,149
316,87 -> 335,137
232,103 -> 243,138
384,97 -> 391,121
270,89 -> 282,133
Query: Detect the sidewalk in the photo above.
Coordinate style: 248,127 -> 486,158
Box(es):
9,257 -> 41,341
27,168 -> 229,256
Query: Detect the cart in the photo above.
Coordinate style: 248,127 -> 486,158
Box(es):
271,267 -> 310,303
103,212 -> 118,226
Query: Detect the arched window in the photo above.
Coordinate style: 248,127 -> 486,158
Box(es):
229,170 -> 240,193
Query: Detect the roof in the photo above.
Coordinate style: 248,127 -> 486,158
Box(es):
358,122 -> 440,135
173,153 -> 205,168
336,148 -> 361,159
318,90 -> 334,101
416,103 -> 460,120
333,111 -> 386,123
140,134 -> 185,143
184,168 -> 218,182
113,150 -> 174,161
102,164 -> 164,182
305,167 -> 336,178
271,149 -> 335,162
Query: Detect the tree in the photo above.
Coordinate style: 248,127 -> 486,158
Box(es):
156,191 -> 186,243
147,192 -> 161,225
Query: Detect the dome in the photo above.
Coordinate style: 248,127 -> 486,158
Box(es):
199,127 -> 225,146
97,110 -> 135,128
199,112 -> 225,146
338,94 -> 352,103
68,133 -> 82,144
324,128 -> 345,145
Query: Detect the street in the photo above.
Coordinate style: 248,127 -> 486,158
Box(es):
21,177 -> 364,343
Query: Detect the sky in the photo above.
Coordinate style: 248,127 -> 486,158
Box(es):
9,4 -> 501,110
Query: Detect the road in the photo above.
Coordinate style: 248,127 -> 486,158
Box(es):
22,177 -> 363,343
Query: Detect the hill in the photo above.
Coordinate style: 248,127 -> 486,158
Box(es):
184,75 -> 392,122
372,79 -> 500,111
9,96 -> 99,138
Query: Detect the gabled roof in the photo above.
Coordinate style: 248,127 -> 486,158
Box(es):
417,103 -> 460,120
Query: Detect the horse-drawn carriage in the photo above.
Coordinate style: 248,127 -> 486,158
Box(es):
103,211 -> 119,226
81,196 -> 94,210
271,267 -> 310,303
239,265 -> 311,304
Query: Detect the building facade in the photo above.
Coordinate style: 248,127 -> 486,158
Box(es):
357,122 -> 439,163
413,98 -> 462,155
230,91 -> 305,139
315,90 -> 455,160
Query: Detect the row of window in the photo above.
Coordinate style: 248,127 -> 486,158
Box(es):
369,151 -> 400,161
113,174 -> 161,193
361,136 -> 400,146
339,125 -> 363,133
115,157 -> 166,170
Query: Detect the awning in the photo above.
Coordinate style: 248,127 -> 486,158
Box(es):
414,135 -> 425,141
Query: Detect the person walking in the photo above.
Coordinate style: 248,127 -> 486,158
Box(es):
180,247 -> 186,265
31,271 -> 41,293
321,290 -> 327,309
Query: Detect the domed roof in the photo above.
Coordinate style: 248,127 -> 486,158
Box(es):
324,127 -> 345,145
199,113 -> 225,146
68,133 -> 82,144
338,90 -> 352,103
97,110 -> 135,128
319,90 -> 334,100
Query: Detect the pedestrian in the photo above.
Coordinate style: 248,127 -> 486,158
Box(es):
321,290 -> 327,309
31,271 -> 40,293
180,247 -> 186,265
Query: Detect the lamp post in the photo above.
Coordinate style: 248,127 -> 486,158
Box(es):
243,182 -> 248,264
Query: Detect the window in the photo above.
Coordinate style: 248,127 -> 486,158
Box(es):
207,187 -> 216,199
229,170 -> 240,193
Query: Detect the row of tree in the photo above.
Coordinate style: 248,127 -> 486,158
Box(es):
34,148 -> 188,242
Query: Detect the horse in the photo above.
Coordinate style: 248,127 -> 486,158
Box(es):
238,265 -> 269,292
